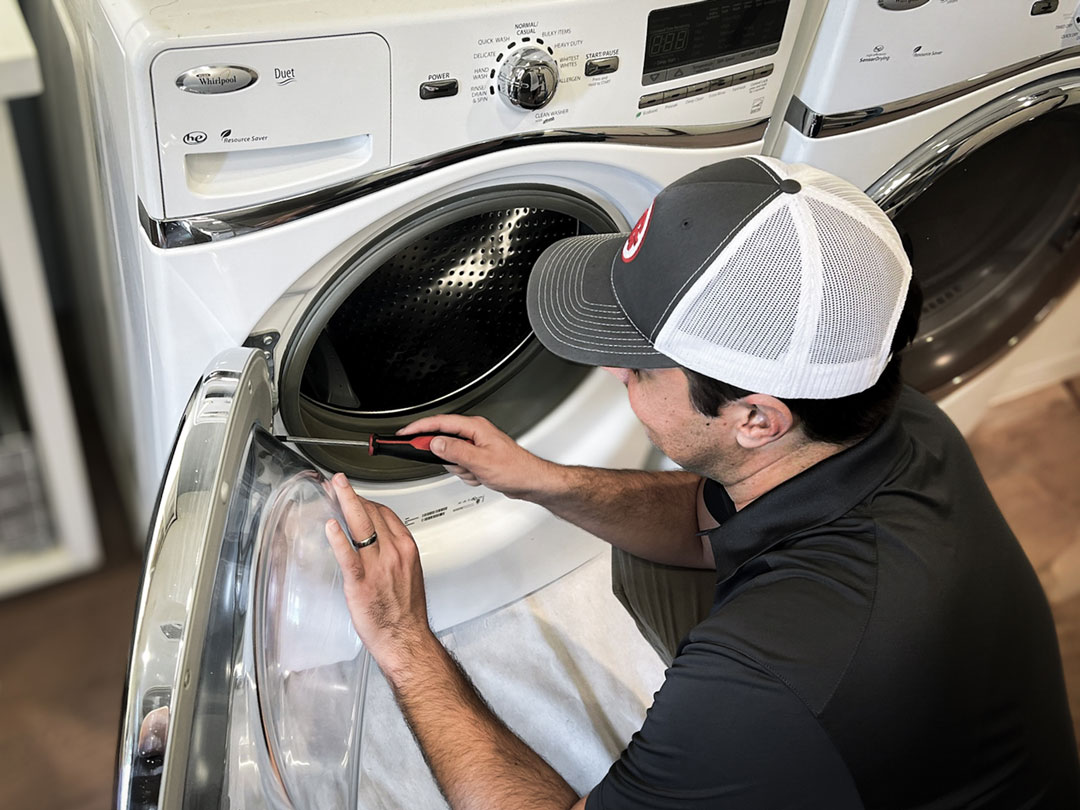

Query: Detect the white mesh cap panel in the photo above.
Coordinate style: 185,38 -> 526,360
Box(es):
759,156 -> 903,254
673,205 -> 802,361
806,196 -> 907,366
654,157 -> 913,399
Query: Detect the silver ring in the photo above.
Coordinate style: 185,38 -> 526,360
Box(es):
351,531 -> 378,550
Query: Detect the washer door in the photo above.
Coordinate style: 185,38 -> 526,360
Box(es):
870,73 -> 1080,396
117,349 -> 368,810
279,185 -> 622,480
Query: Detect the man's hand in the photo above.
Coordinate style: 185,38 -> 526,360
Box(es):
324,473 -> 432,676
324,472 -> 585,810
400,414 -> 561,499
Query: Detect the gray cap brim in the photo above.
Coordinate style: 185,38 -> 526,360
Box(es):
526,233 -> 677,369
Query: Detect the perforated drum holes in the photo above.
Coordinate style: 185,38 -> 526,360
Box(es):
300,207 -> 580,414
280,187 -> 619,481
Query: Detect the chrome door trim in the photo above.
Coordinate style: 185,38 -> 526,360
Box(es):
116,348 -> 273,810
867,72 -> 1080,217
140,120 -> 769,249
785,44 -> 1080,138
866,71 -> 1080,398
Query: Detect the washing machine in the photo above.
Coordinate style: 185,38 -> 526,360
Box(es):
770,0 -> 1080,433
24,0 -> 816,807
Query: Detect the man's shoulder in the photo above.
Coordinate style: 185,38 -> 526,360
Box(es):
687,542 -> 877,716
893,384 -> 968,454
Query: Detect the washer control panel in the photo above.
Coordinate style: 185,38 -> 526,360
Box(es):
142,0 -> 809,218
383,0 -> 804,162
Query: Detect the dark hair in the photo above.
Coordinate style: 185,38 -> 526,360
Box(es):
683,276 -> 924,446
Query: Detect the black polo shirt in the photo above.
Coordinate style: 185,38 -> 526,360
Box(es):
587,387 -> 1079,809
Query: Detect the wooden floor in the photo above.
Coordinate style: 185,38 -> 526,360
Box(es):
1,381 -> 1079,809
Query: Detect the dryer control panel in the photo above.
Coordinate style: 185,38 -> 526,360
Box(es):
137,0 -> 808,220
796,0 -> 1080,115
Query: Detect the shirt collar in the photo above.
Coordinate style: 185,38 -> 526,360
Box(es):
708,403 -> 913,580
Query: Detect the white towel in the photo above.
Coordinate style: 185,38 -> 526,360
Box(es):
355,547 -> 667,809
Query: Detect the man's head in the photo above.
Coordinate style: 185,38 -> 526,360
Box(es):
525,156 -> 918,470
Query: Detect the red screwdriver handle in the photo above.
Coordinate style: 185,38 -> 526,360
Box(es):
368,432 -> 457,464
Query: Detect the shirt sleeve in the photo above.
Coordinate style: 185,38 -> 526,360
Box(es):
585,640 -> 863,810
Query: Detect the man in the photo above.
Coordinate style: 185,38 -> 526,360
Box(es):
324,156 -> 1080,808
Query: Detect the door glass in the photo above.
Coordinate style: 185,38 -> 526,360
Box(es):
184,430 -> 369,810
254,455 -> 367,808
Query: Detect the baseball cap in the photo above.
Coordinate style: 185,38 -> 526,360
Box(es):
526,156 -> 912,399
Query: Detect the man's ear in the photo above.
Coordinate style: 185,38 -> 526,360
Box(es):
733,394 -> 795,449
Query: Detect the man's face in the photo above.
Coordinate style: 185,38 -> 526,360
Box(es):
603,367 -> 733,476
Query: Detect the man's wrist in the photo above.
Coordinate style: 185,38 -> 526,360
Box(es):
518,459 -> 573,506
369,625 -> 442,684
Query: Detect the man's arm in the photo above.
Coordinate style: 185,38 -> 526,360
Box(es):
386,630 -> 588,810
324,474 -> 589,810
401,414 -> 714,569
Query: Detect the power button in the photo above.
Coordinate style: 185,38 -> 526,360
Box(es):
419,79 -> 459,100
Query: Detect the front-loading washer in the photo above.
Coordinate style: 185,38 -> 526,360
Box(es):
771,0 -> 1080,433
23,0 -> 820,806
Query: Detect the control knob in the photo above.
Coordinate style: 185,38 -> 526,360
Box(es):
497,46 -> 559,110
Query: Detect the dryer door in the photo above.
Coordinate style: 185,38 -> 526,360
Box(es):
116,348 -> 369,810
869,73 -> 1080,396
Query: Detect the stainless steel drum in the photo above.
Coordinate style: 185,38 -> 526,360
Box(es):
278,186 -> 621,480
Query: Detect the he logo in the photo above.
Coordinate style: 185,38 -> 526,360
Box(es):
183,131 -> 207,145
622,202 -> 654,262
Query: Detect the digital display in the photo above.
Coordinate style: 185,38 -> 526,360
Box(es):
643,0 -> 790,80
648,25 -> 690,59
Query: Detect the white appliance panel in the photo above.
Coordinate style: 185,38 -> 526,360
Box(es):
796,0 -> 1080,115
151,35 -> 392,217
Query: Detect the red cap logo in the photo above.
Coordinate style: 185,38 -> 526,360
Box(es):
621,202 -> 654,263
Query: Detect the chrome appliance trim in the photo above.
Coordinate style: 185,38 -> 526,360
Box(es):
867,71 -> 1080,217
116,348 -> 273,810
785,44 -> 1080,138
140,120 -> 768,249
867,71 -> 1080,397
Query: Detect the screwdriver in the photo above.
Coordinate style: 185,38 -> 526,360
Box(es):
278,432 -> 459,464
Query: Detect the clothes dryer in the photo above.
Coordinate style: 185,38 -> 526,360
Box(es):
24,0 -> 817,806
771,0 -> 1080,433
